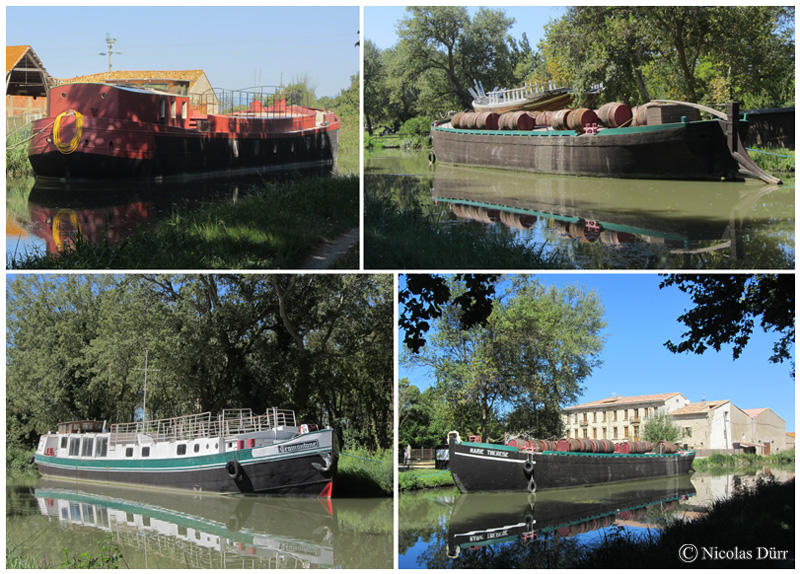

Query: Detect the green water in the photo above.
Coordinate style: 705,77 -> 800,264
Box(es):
7,477 -> 393,569
365,149 -> 795,270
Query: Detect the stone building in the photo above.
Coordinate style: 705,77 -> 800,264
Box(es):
741,408 -> 787,454
670,400 -> 751,453
562,392 -> 690,442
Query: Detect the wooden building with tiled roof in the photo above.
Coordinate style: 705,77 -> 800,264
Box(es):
562,392 -> 689,443
58,69 -> 218,111
6,45 -> 53,127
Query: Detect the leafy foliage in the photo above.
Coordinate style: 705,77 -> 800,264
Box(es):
6,275 -> 393,450
402,276 -> 606,441
660,274 -> 794,376
642,413 -> 681,443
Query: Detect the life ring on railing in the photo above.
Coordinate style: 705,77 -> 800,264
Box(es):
53,110 -> 84,155
226,459 -> 242,480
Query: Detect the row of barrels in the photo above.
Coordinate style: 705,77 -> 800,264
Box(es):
507,438 -> 682,454
450,102 -> 638,132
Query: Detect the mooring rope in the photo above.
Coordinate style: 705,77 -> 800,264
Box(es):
53,110 -> 84,154
745,147 -> 794,159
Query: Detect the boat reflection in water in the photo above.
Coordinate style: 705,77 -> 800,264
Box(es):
446,475 -> 695,559
13,167 -> 333,257
34,478 -> 363,569
431,165 -> 794,267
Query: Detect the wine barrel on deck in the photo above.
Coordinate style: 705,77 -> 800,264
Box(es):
567,108 -> 599,131
655,440 -> 678,454
550,109 -> 572,131
475,111 -> 500,130
450,112 -> 467,128
597,102 -> 633,128
499,111 -> 535,131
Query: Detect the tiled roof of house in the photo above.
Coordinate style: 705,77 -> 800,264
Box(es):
564,392 -> 684,411
59,69 -> 206,87
787,432 -> 795,438
670,400 -> 730,416
6,45 -> 30,73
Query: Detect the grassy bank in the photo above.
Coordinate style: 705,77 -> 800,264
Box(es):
398,468 -> 455,491
747,145 -> 795,174
335,448 -> 394,497
694,449 -> 794,472
8,174 -> 358,269
364,186 -> 570,269
575,477 -> 794,568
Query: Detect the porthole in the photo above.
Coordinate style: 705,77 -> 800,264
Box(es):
60,92 -> 66,99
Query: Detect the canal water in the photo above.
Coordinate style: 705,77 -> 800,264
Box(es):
399,469 -> 793,569
6,168 -> 333,264
365,150 -> 794,269
7,477 -> 393,569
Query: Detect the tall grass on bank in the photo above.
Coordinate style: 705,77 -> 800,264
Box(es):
8,174 -> 358,270
335,448 -> 394,497
747,145 -> 795,173
6,122 -> 34,178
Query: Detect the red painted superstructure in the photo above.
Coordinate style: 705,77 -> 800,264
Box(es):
28,83 -> 340,180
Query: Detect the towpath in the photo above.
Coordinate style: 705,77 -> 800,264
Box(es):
302,227 -> 360,269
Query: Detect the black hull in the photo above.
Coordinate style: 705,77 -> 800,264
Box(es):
431,120 -> 742,181
29,129 -> 338,181
36,450 -> 336,496
448,437 -> 695,493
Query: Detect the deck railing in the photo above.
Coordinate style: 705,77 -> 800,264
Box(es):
109,408 -> 297,444
191,85 -> 311,118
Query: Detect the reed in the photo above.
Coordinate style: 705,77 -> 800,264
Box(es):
335,447 -> 394,497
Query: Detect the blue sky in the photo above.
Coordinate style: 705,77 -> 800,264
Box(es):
399,274 -> 795,432
7,6 -> 359,98
365,6 -> 566,51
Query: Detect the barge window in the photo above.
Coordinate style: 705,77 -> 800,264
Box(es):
96,437 -> 108,458
159,99 -> 166,120
170,100 -> 176,120
181,101 -> 188,120
125,447 -> 134,458
68,437 -> 80,456
142,447 -> 150,457
81,437 -> 94,457
194,444 -> 200,453
61,437 -> 68,449
177,444 -> 187,455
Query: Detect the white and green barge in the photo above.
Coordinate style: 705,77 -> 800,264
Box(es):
33,408 -> 338,497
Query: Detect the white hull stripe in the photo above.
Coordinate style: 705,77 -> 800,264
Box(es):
453,451 -> 526,464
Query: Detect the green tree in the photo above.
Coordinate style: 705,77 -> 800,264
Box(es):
6,274 -> 394,450
660,274 -> 794,376
394,7 -> 531,113
539,6 -> 794,107
403,275 -> 606,442
642,413 -> 681,443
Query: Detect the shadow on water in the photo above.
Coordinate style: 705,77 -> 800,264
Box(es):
7,477 -> 393,569
6,167 -> 334,261
365,150 -> 794,269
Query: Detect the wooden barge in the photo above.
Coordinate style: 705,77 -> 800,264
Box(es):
28,82 -> 339,181
431,100 -> 780,184
447,431 -> 695,493
34,408 -> 338,497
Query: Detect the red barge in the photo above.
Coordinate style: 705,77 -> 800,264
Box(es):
28,83 -> 339,181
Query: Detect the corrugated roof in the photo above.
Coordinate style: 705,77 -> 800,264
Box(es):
7,45 -> 34,74
564,392 -> 684,411
670,400 -> 730,416
60,69 -> 206,87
